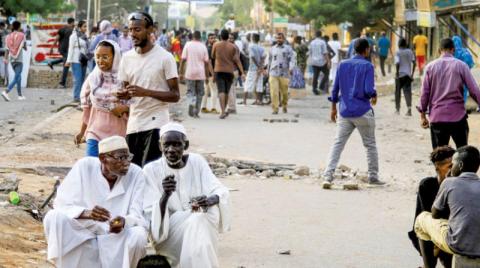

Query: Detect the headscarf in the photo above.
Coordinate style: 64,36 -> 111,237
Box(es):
99,20 -> 113,35
81,39 -> 122,111
453,35 -> 474,69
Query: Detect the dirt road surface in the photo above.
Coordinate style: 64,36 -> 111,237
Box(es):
0,82 -> 479,267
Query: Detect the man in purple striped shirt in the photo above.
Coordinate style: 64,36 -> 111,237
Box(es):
419,38 -> 480,149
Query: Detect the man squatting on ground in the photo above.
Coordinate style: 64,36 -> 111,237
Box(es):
415,145 -> 480,266
43,136 -> 148,268
143,122 -> 231,268
408,146 -> 455,267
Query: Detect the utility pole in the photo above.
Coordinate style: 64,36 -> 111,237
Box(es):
87,0 -> 91,34
166,0 -> 170,29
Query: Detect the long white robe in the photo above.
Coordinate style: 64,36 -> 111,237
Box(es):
43,157 -> 148,268
143,153 -> 231,268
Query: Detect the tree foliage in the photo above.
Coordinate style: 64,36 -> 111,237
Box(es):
264,0 -> 394,31
218,0 -> 254,28
0,0 -> 74,16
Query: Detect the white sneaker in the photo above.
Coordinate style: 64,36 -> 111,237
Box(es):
1,91 -> 10,102
18,96 -> 26,100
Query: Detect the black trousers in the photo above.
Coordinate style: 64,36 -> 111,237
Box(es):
379,56 -> 387,77
430,115 -> 469,149
395,76 -> 412,111
126,129 -> 162,167
312,64 -> 329,93
50,52 -> 70,86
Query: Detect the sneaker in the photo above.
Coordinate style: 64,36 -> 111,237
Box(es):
58,83 -> 66,89
406,109 -> 412,116
18,96 -> 26,100
1,91 -> 10,102
210,108 -> 219,114
322,181 -> 333,189
272,110 -> 278,115
368,179 -> 386,186
283,107 -> 288,113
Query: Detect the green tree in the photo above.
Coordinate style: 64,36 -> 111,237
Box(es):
218,0 -> 254,29
264,0 -> 393,33
0,0 -> 73,16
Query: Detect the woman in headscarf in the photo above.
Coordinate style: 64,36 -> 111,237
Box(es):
452,35 -> 475,102
66,20 -> 89,103
74,40 -> 129,157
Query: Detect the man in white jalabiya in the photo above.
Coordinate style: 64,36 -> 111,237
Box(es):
143,122 -> 231,268
43,136 -> 148,268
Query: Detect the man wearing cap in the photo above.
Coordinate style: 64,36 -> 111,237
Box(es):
43,136 -> 148,268
117,12 -> 180,167
143,122 -> 231,267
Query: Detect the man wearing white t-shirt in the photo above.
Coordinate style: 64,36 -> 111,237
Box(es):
117,12 -> 180,167
328,33 -> 342,85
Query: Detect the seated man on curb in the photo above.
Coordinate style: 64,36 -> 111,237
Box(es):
143,122 -> 231,268
43,136 -> 148,268
408,146 -> 455,268
415,145 -> 480,265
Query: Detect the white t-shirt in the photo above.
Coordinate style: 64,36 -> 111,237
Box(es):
118,45 -> 178,134
328,40 -> 342,63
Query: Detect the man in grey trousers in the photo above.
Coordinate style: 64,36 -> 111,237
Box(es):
323,38 -> 385,189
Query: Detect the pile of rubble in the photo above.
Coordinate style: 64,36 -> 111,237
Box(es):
205,155 -> 313,179
206,156 -> 378,190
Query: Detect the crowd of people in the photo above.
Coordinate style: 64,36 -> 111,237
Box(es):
320,33 -> 480,267
1,9 -> 479,268
44,12 -> 230,268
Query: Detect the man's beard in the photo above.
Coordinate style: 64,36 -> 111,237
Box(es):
134,38 -> 149,52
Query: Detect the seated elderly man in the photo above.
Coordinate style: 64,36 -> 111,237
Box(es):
415,145 -> 480,266
43,136 -> 148,268
143,122 -> 230,268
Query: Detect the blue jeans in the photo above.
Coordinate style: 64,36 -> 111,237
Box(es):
7,62 -> 23,96
71,63 -> 86,101
86,139 -> 99,157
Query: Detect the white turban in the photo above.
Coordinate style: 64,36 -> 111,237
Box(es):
160,122 -> 187,139
99,136 -> 129,154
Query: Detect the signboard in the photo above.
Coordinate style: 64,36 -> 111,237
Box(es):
273,17 -> 288,28
405,10 -> 417,21
417,11 -> 436,27
186,16 -> 195,28
432,0 -> 460,10
31,23 -> 64,65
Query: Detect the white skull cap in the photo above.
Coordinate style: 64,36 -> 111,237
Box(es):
160,122 -> 187,139
98,135 -> 128,154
